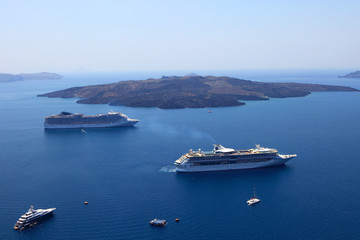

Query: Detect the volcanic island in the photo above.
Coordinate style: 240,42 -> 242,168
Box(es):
38,75 -> 358,109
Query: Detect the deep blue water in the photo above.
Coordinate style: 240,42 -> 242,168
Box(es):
0,70 -> 360,240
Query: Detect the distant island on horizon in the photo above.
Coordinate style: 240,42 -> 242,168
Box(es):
38,75 -> 359,109
0,72 -> 63,83
339,70 -> 360,78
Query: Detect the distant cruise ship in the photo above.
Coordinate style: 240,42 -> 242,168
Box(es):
14,206 -> 56,230
44,111 -> 139,129
174,144 -> 296,172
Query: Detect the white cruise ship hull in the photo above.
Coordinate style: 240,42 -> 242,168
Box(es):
44,119 -> 139,129
175,155 -> 295,173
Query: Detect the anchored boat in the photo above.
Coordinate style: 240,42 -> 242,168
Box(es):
247,187 -> 261,205
149,218 -> 167,226
44,111 -> 139,129
175,144 -> 296,172
13,206 -> 56,230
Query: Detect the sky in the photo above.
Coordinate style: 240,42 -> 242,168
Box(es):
0,0 -> 359,73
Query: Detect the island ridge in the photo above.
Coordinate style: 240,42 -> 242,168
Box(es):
339,70 -> 360,78
0,72 -> 63,83
38,75 -> 359,109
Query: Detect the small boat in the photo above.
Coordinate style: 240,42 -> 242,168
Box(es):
149,218 -> 167,226
247,187 -> 261,205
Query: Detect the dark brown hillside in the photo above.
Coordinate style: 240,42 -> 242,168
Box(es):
38,75 -> 359,109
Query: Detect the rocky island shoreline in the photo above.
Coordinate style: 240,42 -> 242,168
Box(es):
38,75 -> 359,109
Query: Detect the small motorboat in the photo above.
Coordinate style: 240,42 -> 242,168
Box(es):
149,218 -> 167,226
247,197 -> 260,205
247,187 -> 261,205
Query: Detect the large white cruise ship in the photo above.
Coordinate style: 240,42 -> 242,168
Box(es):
44,111 -> 139,129
174,144 -> 296,172
14,206 -> 56,230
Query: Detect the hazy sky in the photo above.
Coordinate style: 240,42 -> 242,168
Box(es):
1,0 -> 359,73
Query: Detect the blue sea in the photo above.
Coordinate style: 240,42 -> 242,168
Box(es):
0,70 -> 359,240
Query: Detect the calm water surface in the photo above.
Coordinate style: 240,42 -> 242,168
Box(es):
0,70 -> 359,240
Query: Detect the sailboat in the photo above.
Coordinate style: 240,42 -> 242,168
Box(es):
247,187 -> 260,205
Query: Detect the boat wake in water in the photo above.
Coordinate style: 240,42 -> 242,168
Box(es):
147,121 -> 216,143
159,166 -> 176,173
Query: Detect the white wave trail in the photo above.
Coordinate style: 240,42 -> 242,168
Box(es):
159,166 -> 177,173
147,122 -> 216,143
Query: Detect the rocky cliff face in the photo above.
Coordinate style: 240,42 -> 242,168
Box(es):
38,75 -> 359,109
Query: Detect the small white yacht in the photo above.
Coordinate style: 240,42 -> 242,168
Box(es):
14,205 -> 56,230
247,188 -> 261,205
